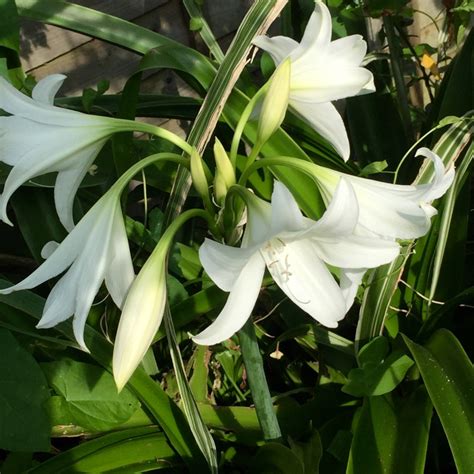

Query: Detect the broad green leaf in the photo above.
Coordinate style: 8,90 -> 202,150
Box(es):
0,281 -> 207,471
41,359 -> 140,432
0,328 -> 50,451
288,430 -> 323,473
343,352 -> 413,397
254,443 -> 305,474
0,0 -> 19,53
403,330 -> 474,474
347,388 -> 432,474
27,427 -> 179,474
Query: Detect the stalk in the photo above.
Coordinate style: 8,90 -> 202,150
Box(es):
238,319 -> 282,441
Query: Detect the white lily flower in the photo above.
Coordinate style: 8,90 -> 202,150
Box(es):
0,75 -> 149,231
113,246 -> 168,391
253,1 -> 374,160
0,189 -> 134,351
313,147 -> 455,240
192,180 -> 399,346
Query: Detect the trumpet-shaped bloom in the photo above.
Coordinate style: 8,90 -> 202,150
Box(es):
0,74 -> 145,230
113,246 -> 168,391
192,180 -> 399,346
253,1 -> 374,160
313,147 -> 455,240
0,190 -> 134,351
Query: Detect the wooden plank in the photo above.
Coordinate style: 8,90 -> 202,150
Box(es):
25,1 -> 192,94
20,0 -> 168,70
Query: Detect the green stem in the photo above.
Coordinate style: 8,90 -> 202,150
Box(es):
238,319 -> 282,441
115,119 -> 193,155
112,152 -> 189,194
229,86 -> 266,167
383,15 -> 415,144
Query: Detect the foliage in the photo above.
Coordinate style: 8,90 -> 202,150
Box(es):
0,0 -> 472,473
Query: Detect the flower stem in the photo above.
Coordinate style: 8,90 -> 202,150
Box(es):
238,318 -> 282,441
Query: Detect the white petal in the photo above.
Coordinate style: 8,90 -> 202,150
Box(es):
199,238 -> 257,292
289,100 -> 350,160
297,2 -> 332,53
0,76 -> 86,125
415,147 -> 455,202
340,268 -> 366,310
270,181 -> 304,234
192,252 -> 265,346
71,212 -> 114,351
104,203 -> 135,308
261,238 -> 347,328
113,256 -> 168,391
290,66 -> 373,103
36,263 -> 80,329
41,241 -> 59,259
327,35 -> 367,67
241,193 -> 273,247
0,198 -> 104,294
297,177 -> 358,239
32,74 -> 66,105
252,35 -> 298,64
314,234 -> 400,269
54,141 -> 105,231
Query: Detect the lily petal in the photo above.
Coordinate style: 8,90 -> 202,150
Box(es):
261,238 -> 346,328
271,180 -> 305,234
290,100 -> 350,160
314,234 -> 399,269
32,74 -> 66,105
297,177 -> 358,239
104,203 -> 135,308
252,35 -> 298,64
54,141 -> 106,231
199,238 -> 258,292
192,252 -> 265,346
340,268 -> 366,310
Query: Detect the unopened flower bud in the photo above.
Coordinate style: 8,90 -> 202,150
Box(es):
190,147 -> 209,200
256,58 -> 291,147
214,173 -> 228,206
213,139 -> 236,188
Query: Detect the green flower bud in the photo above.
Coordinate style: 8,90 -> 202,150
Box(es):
213,138 -> 236,188
256,58 -> 291,147
190,147 -> 209,200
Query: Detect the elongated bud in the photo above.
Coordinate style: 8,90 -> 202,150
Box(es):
113,245 -> 167,392
214,173 -> 228,206
214,139 -> 236,188
212,139 -> 235,206
256,58 -> 291,147
190,147 -> 209,200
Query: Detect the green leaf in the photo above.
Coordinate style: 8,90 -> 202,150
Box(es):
0,328 -> 50,451
343,352 -> 414,397
403,330 -> 474,474
0,0 -> 19,53
170,242 -> 202,280
343,337 -> 414,397
253,443 -> 305,474
359,160 -> 388,177
288,430 -> 323,473
27,427 -> 180,474
347,388 -> 432,474
41,359 -> 140,432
